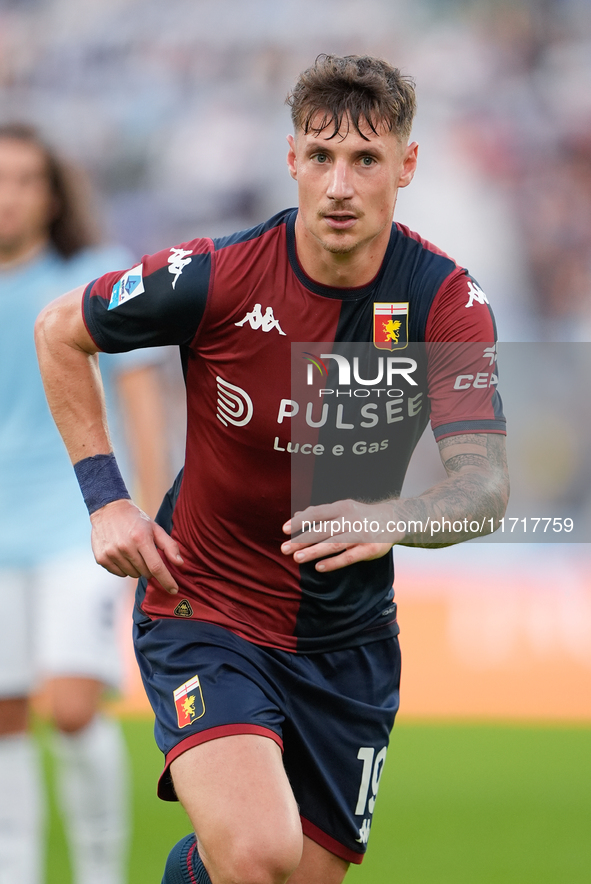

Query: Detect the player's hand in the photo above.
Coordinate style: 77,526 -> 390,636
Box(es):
90,498 -> 184,594
281,498 -> 404,572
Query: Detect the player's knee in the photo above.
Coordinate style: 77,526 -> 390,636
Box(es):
236,847 -> 300,884
210,832 -> 302,884
47,677 -> 103,733
53,708 -> 95,733
52,702 -> 97,734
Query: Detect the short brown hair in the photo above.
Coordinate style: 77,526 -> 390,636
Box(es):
0,123 -> 100,257
286,54 -> 416,142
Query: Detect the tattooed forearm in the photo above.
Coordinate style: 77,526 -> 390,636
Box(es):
444,453 -> 488,471
394,433 -> 509,548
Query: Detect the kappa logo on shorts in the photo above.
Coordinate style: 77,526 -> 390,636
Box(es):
174,599 -> 193,618
174,675 -> 205,728
108,264 -> 145,310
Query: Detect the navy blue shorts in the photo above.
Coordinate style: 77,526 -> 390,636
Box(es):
133,613 -> 401,864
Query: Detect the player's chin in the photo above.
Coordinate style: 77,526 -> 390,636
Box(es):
319,234 -> 359,255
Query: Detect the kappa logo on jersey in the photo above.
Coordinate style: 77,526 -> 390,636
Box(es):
483,344 -> 497,366
235,304 -> 286,335
373,302 -> 409,350
465,280 -> 489,308
168,247 -> 193,289
108,265 -> 145,310
173,675 -> 205,729
216,376 -> 254,428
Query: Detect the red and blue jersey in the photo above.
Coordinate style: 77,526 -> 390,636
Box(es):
83,208 -> 505,653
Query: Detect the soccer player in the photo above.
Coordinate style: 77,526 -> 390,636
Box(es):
0,124 -> 171,884
35,56 -> 509,884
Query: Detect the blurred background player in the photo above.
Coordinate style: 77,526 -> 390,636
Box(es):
0,124 -> 173,884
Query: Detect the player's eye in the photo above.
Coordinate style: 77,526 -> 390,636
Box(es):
360,156 -> 376,167
313,153 -> 329,164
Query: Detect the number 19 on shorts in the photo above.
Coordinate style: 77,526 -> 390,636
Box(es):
354,746 -> 387,844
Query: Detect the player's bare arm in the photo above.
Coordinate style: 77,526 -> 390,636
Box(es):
395,432 -> 508,547
281,432 -> 509,572
116,364 -> 172,519
34,286 -> 182,592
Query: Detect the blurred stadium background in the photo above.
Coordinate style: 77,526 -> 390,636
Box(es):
2,0 -> 590,881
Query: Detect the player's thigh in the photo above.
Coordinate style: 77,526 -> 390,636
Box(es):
133,617 -> 289,800
288,835 -> 349,884
171,734 -> 302,882
283,637 -> 401,866
0,566 -> 34,706
35,546 -> 125,691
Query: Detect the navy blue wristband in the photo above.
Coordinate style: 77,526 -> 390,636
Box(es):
73,453 -> 131,515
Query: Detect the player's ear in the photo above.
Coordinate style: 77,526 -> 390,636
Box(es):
398,141 -> 418,189
286,134 -> 298,181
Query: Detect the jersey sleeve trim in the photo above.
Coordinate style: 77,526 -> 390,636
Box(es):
433,419 -> 507,441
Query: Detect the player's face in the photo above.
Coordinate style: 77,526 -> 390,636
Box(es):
287,114 -> 417,260
0,138 -> 55,259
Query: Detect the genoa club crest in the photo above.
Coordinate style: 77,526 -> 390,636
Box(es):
174,674 -> 205,728
373,302 -> 409,350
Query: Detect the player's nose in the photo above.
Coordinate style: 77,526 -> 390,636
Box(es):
326,159 -> 355,201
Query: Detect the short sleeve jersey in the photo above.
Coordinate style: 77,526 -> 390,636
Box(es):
0,244 -> 156,568
83,209 -> 505,653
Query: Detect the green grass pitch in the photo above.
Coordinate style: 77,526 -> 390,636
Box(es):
40,718 -> 591,883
